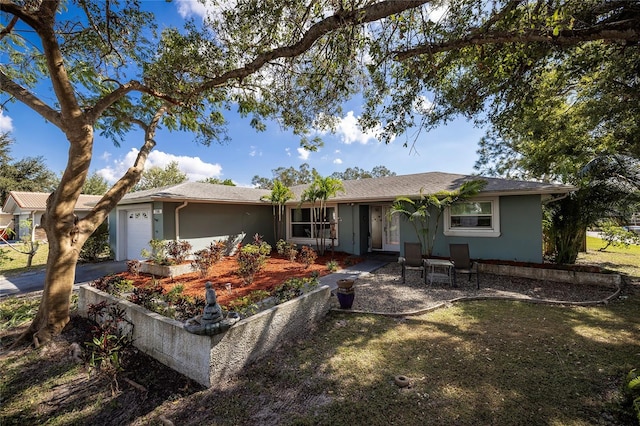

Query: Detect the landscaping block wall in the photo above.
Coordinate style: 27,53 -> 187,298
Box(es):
77,284 -> 332,388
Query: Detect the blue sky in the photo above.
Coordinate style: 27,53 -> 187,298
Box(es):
0,0 -> 486,188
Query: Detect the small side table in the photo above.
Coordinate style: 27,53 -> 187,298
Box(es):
425,259 -> 454,286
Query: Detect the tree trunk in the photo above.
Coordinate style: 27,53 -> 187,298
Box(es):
21,207 -> 92,346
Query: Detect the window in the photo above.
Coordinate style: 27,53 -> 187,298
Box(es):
444,198 -> 500,237
289,206 -> 336,240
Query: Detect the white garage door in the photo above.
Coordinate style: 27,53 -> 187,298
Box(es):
125,209 -> 152,260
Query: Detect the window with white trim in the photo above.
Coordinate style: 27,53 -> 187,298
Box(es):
289,206 -> 337,240
444,197 -> 500,237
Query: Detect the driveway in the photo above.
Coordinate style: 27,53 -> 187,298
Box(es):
0,260 -> 127,297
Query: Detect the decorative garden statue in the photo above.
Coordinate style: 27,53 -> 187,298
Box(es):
184,281 -> 240,335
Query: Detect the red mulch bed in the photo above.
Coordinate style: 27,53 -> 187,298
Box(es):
116,252 -> 362,307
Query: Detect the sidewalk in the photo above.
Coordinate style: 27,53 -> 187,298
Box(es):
0,260 -> 127,297
319,258 -> 389,290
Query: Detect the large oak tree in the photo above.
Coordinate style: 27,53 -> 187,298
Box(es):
1,0 -> 638,344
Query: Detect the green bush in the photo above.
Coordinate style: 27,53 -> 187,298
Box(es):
298,245 -> 317,268
192,241 -> 226,277
272,276 -> 319,304
236,235 -> 271,285
80,221 -> 111,262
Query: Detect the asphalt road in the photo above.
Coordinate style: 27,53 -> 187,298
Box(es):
0,260 -> 127,297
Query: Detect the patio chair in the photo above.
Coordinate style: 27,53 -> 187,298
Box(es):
449,243 -> 479,289
398,242 -> 426,284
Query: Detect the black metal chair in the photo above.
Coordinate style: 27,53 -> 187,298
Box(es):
449,243 -> 479,289
398,242 -> 426,284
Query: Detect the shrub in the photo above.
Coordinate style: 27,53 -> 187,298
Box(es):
127,281 -> 164,311
126,260 -> 141,276
599,219 -> 640,251
276,239 -> 298,262
326,259 -> 339,272
298,245 -> 317,268
272,276 -> 319,304
91,275 -> 133,297
226,289 -> 271,317
165,240 -> 192,264
141,239 -> 169,265
85,302 -> 134,389
80,221 -> 111,262
624,368 -> 640,423
191,241 -> 226,277
236,235 -> 272,285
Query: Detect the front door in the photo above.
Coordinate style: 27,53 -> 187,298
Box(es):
370,205 -> 400,252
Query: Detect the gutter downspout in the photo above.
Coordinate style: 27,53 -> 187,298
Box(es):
175,202 -> 188,240
542,192 -> 571,205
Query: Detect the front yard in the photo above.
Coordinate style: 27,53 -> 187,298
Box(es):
0,236 -> 638,425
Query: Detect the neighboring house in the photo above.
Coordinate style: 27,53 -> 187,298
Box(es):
112,172 -> 575,263
2,191 -> 103,242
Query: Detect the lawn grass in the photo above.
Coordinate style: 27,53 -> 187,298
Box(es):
1,242 -> 639,425
578,235 -> 640,278
0,243 -> 49,276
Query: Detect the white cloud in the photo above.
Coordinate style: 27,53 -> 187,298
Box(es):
333,158 -> 343,165
0,110 -> 14,132
285,147 -> 291,157
428,3 -> 449,23
175,0 -> 210,19
97,149 -> 222,183
297,147 -> 310,160
249,146 -> 261,157
413,95 -> 434,114
335,111 -> 381,145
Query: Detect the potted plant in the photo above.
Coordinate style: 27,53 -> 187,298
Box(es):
336,279 -> 355,309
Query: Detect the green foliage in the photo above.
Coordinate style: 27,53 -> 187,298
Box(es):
0,132 -> 58,206
142,239 -> 191,265
85,302 -> 134,377
391,180 -> 486,256
226,290 -> 271,317
91,275 -> 133,297
165,240 -> 192,264
133,161 -> 188,192
252,163 -> 319,189
326,259 -> 339,272
127,281 -> 165,311
276,239 -> 298,262
236,234 -> 272,285
598,220 -> 640,251
141,239 -> 168,265
300,175 -> 344,255
262,181 -> 294,241
272,276 -> 319,304
81,172 -> 109,195
198,177 -> 236,186
330,166 -> 396,181
80,221 -> 111,262
623,368 -> 640,423
298,245 -> 317,269
191,241 -> 226,277
0,297 -> 39,331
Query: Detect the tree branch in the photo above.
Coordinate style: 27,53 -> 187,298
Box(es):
196,0 -> 429,92
81,104 -> 170,229
87,80 -> 182,123
0,70 -> 62,127
394,19 -> 640,60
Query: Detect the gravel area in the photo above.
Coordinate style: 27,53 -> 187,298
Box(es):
332,262 -> 619,314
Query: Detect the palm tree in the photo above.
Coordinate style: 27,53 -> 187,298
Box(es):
301,176 -> 344,255
391,180 -> 486,256
261,180 -> 294,242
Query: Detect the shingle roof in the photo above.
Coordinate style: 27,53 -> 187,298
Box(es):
120,182 -> 272,204
3,191 -> 102,212
289,171 -> 575,203
118,172 -> 575,206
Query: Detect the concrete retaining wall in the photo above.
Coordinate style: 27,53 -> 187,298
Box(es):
77,284 -> 332,388
478,263 -> 621,286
